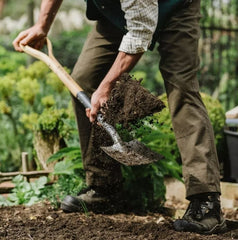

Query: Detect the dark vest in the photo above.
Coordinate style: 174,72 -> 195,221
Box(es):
86,0 -> 186,50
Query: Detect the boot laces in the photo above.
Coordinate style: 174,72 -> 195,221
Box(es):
187,198 -> 215,220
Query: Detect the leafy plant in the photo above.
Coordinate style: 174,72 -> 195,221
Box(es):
47,147 -> 84,175
42,147 -> 86,208
0,175 -> 48,206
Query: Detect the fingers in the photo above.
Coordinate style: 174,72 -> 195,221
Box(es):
86,99 -> 107,123
12,26 -> 46,52
12,31 -> 28,52
86,108 -> 91,120
86,106 -> 98,123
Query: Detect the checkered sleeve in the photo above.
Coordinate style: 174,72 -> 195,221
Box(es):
119,0 -> 158,54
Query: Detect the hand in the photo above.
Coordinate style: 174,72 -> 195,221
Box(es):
12,24 -> 47,52
86,86 -> 110,123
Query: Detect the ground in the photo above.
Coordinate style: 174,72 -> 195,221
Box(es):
0,203 -> 238,240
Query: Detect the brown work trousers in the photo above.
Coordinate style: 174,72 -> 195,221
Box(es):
71,0 -> 221,199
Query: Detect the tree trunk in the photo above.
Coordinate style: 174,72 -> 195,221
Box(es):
33,131 -> 66,171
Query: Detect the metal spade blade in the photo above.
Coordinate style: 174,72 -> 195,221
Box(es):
101,139 -> 163,166
97,115 -> 163,166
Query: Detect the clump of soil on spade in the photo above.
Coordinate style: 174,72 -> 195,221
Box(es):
103,73 -> 165,126
92,73 -> 165,148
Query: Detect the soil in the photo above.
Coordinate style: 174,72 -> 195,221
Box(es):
103,73 -> 165,127
1,202 -> 238,240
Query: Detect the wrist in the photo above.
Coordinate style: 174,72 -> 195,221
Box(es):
99,78 -> 116,94
35,22 -> 50,35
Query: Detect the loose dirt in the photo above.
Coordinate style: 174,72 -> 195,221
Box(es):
0,203 -> 238,240
103,73 -> 165,127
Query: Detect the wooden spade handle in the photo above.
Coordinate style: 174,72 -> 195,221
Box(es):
20,38 -> 83,98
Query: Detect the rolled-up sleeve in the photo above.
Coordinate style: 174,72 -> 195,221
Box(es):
119,0 -> 158,54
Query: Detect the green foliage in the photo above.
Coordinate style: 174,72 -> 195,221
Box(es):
46,72 -> 66,93
199,0 -> 238,111
43,147 -> 86,207
154,92 -> 225,160
43,175 -> 86,209
16,77 -> 40,105
122,164 -> 167,211
0,100 -> 11,115
0,175 -> 48,206
20,113 -> 39,130
41,95 -> 56,108
0,54 -> 73,171
200,92 -> 226,147
0,26 -> 92,172
0,74 -> 15,99
0,46 -> 26,76
132,51 -> 165,96
36,108 -> 69,135
0,147 -> 86,208
47,147 -> 83,175
116,101 -> 180,210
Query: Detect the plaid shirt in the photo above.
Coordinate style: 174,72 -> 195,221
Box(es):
119,0 -> 158,54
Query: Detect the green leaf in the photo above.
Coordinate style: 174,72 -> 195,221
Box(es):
26,196 -> 39,206
47,147 -> 80,163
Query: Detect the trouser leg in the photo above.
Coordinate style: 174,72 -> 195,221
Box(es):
158,0 -> 221,198
71,20 -> 123,191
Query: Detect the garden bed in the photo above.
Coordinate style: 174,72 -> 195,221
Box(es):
0,202 -> 238,240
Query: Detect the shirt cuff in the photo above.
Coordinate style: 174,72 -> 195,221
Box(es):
118,34 -> 150,54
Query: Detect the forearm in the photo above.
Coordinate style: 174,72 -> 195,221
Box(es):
37,0 -> 63,33
99,51 -> 143,91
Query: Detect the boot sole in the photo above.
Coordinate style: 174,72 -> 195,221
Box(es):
202,219 -> 227,235
174,218 -> 227,235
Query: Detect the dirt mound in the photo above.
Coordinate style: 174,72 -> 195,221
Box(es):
0,203 -> 236,240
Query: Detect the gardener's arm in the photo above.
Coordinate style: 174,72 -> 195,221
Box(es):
13,0 -> 62,52
86,0 -> 158,122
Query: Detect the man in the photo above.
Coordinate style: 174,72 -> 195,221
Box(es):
13,0 -> 226,234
